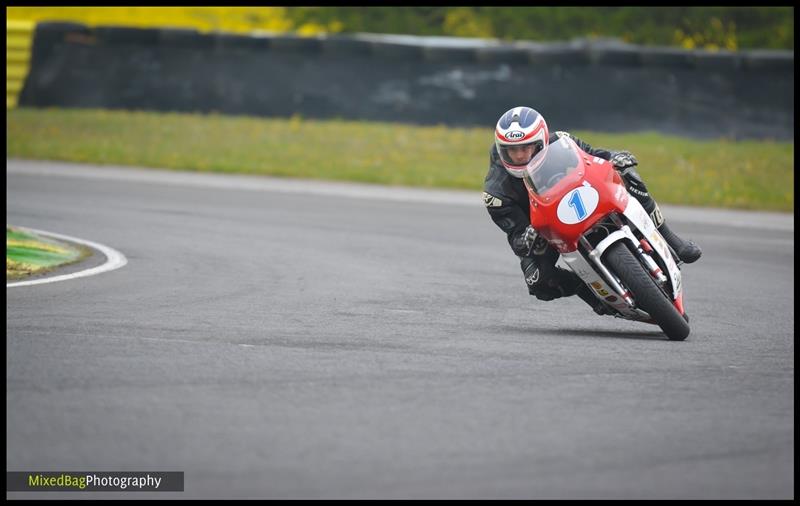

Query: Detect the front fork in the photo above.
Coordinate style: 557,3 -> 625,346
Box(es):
607,214 -> 669,287
579,220 -> 669,309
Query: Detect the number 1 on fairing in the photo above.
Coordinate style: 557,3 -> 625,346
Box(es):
568,190 -> 587,220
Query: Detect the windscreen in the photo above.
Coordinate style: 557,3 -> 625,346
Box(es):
522,136 -> 581,196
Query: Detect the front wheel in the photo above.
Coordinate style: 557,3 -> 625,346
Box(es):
603,242 -> 690,341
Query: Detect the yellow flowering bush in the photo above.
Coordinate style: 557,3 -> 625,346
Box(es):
6,7 -> 339,36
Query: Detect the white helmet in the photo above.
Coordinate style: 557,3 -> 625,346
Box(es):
494,106 -> 550,178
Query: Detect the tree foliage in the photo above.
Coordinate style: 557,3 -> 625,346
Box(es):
7,7 -> 793,50
286,7 -> 793,50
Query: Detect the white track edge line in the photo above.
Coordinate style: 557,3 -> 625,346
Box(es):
7,227 -> 128,288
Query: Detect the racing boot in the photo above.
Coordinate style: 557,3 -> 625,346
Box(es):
657,221 -> 702,264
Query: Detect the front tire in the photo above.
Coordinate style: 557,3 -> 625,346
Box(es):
603,242 -> 690,341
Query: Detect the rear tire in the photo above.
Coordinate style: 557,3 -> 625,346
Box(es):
603,242 -> 690,341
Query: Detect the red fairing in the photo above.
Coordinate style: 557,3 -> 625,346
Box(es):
527,142 -> 629,253
674,292 -> 685,315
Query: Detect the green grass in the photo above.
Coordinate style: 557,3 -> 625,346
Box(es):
7,107 -> 794,212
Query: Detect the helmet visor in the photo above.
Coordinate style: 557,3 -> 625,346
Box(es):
499,140 -> 544,167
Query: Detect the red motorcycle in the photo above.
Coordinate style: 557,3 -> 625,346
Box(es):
523,135 -> 690,341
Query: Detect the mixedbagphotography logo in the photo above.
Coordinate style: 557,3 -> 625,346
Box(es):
7,472 -> 184,492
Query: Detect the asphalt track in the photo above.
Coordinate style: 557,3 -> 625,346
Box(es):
6,159 -> 794,499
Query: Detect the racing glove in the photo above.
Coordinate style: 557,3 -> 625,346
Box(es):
609,150 -> 638,170
513,225 -> 546,256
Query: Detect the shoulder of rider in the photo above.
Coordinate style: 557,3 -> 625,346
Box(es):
489,142 -> 499,158
553,131 -> 572,141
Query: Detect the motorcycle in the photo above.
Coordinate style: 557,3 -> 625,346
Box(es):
522,135 -> 690,341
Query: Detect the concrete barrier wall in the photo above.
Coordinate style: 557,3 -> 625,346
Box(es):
18,23 -> 794,140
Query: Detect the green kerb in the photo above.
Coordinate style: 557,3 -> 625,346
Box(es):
6,227 -> 86,279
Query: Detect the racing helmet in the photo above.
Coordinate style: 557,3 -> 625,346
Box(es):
494,106 -> 550,178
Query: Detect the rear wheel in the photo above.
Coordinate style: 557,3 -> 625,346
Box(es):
603,242 -> 690,341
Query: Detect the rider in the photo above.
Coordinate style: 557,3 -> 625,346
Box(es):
483,106 -> 702,314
